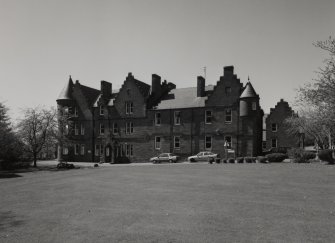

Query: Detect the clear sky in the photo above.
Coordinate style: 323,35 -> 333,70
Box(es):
1,0 -> 334,119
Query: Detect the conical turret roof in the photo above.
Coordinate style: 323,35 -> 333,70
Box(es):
57,76 -> 74,101
240,81 -> 257,98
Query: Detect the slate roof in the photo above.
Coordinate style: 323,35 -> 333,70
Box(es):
93,90 -> 119,107
80,85 -> 100,106
134,79 -> 151,97
57,77 -> 73,101
155,85 -> 215,109
240,82 -> 258,98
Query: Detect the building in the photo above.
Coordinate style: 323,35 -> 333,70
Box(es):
265,99 -> 301,150
56,66 -> 264,163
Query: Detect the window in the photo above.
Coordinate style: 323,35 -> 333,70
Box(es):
271,139 -> 277,148
174,111 -> 181,125
262,141 -> 267,150
64,124 -> 69,135
174,136 -> 180,149
113,123 -> 118,134
74,106 -> 78,117
74,123 -> 79,135
225,109 -> 232,123
126,144 -> 133,156
271,123 -> 277,132
100,123 -> 105,135
99,105 -> 104,115
205,136 -> 212,149
63,107 -> 69,115
252,102 -> 257,110
95,144 -> 103,156
155,112 -> 161,125
80,124 -> 85,135
155,136 -> 161,150
125,102 -> 133,114
74,144 -> 79,155
126,122 -> 134,134
225,87 -> 231,95
205,110 -> 212,124
224,136 -> 232,148
63,147 -> 68,155
80,145 -> 85,155
106,147 -> 110,156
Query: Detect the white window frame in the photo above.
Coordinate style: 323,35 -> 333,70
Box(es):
205,110 -> 212,124
100,123 -> 105,135
63,147 -> 68,155
271,138 -> 277,148
252,102 -> 257,111
155,136 -> 161,150
126,144 -> 133,157
205,136 -> 212,150
113,123 -> 118,134
174,136 -> 180,149
100,105 -> 104,116
80,124 -> 85,135
126,122 -> 134,134
74,123 -> 79,135
126,102 -> 134,114
155,112 -> 161,126
225,109 -> 232,123
224,136 -> 232,148
174,111 -> 181,125
80,144 -> 85,155
271,123 -> 277,132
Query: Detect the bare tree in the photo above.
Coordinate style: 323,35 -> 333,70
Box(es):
17,107 -> 56,167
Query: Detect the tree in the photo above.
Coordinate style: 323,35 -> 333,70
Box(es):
17,107 -> 57,167
0,102 -> 23,167
286,37 -> 335,149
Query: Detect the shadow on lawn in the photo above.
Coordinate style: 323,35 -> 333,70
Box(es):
0,211 -> 25,231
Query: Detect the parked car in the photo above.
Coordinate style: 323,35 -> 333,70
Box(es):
150,153 -> 179,163
187,151 -> 219,162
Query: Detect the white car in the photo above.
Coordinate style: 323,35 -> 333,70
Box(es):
188,151 -> 218,162
150,153 -> 179,163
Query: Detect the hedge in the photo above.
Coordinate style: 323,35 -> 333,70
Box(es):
266,153 -> 287,162
318,150 -> 334,164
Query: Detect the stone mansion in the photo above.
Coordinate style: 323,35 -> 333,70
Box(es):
56,66 -> 298,163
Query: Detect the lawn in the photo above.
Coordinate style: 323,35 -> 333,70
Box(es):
0,163 -> 334,243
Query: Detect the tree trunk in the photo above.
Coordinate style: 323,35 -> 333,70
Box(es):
33,153 -> 37,167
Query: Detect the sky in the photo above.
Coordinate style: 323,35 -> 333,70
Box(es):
0,0 -> 334,120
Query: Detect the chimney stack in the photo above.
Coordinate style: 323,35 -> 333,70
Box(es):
151,74 -> 162,96
197,76 -> 205,97
224,66 -> 234,76
101,80 -> 112,98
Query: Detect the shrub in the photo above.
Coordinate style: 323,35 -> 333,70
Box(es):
236,157 -> 244,163
244,157 -> 256,163
257,156 -> 267,163
288,148 -> 316,163
228,158 -> 235,163
266,153 -> 287,162
318,150 -> 334,164
222,159 -> 227,163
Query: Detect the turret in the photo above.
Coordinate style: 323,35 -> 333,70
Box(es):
239,79 -> 259,117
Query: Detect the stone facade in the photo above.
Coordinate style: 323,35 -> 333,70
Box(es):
265,99 -> 300,150
57,66 -> 264,163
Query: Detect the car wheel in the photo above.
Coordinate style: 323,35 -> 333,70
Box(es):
169,159 -> 173,163
190,158 -> 195,162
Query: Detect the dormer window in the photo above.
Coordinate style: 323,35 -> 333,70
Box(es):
125,102 -> 133,114
100,105 -> 104,116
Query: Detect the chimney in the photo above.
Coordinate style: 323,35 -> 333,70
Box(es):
197,76 -> 205,97
224,66 -> 234,76
101,80 -> 112,98
151,74 -> 161,96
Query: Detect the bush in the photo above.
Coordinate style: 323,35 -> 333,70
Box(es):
257,156 -> 267,163
228,158 -> 235,163
266,153 -> 287,162
236,157 -> 244,163
245,157 -> 256,163
318,150 -> 334,164
288,148 -> 316,163
222,159 -> 227,163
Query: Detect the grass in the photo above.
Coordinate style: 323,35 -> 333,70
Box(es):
0,163 -> 334,242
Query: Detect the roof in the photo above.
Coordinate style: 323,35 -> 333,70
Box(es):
155,85 -> 214,109
80,84 -> 100,106
240,82 -> 258,98
134,79 -> 150,97
57,76 -> 73,100
93,90 -> 119,107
